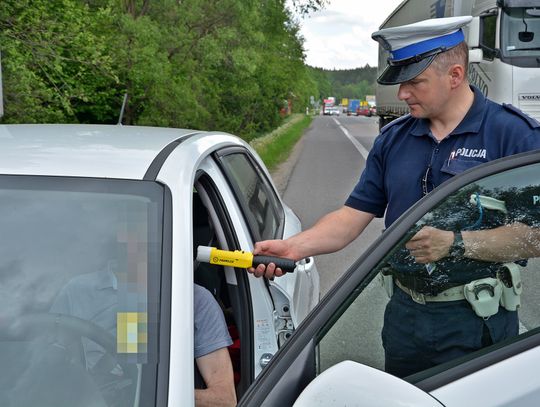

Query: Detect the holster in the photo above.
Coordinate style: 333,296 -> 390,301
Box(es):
463,277 -> 502,318
498,262 -> 523,312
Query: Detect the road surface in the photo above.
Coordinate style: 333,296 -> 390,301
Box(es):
273,114 -> 383,296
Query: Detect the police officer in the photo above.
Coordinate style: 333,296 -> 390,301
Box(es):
248,16 -> 540,377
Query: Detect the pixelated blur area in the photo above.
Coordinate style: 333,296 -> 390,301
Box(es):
117,312 -> 148,359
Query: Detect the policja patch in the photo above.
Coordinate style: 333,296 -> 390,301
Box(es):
372,16 -> 473,85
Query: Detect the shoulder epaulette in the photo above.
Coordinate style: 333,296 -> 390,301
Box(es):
380,113 -> 412,134
502,103 -> 540,129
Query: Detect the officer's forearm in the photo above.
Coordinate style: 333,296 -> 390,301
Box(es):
462,223 -> 540,262
290,206 -> 374,258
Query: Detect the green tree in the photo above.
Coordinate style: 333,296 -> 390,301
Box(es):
290,0 -> 328,16
0,0 -> 117,123
310,65 -> 378,102
0,0 -> 324,141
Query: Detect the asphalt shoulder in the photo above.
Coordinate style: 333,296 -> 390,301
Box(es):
269,134 -> 305,195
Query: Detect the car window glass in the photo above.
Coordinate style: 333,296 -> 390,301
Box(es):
0,176 -> 164,407
501,7 -> 540,59
316,162 -> 540,380
219,152 -> 283,241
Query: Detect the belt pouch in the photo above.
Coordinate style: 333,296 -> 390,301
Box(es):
464,277 -> 502,318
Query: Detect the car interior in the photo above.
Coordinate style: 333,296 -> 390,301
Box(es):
192,190 -> 242,386
192,180 -> 253,398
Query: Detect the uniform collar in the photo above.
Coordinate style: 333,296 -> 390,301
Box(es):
410,85 -> 485,137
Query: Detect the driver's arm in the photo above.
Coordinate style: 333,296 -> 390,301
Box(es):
195,347 -> 236,407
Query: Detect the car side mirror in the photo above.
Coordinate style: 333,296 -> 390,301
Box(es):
466,17 -> 488,63
292,360 -> 444,407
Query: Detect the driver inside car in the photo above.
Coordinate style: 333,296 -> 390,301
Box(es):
49,266 -> 237,407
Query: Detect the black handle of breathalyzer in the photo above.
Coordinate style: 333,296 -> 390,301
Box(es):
252,255 -> 296,273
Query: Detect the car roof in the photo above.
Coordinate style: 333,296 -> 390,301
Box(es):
0,124 -> 204,179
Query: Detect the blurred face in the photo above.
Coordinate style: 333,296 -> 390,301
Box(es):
397,65 -> 451,119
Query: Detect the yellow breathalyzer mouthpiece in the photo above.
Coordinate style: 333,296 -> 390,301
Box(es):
196,246 -> 296,273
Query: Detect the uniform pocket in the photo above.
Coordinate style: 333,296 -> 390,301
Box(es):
441,159 -> 484,176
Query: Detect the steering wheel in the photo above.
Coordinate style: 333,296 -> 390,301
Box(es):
6,312 -> 116,352
4,313 -> 136,407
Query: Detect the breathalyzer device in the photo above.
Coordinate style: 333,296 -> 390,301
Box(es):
196,246 -> 296,273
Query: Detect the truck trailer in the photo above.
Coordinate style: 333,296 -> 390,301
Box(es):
375,0 -> 540,129
347,99 -> 360,115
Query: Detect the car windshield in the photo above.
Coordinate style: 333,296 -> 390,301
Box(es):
0,175 -> 165,407
500,6 -> 540,63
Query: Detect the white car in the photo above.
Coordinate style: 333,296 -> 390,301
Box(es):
0,124 -> 319,406
238,150 -> 540,407
330,107 -> 341,116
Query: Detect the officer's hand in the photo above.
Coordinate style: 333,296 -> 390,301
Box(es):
247,240 -> 292,279
405,226 -> 454,263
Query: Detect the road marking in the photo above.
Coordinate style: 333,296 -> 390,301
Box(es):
333,117 -> 370,160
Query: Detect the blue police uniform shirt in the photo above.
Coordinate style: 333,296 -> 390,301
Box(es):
345,85 -> 540,228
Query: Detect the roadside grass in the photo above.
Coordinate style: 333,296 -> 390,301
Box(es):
250,114 -> 313,171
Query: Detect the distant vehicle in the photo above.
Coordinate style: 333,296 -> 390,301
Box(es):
356,101 -> 373,117
329,107 -> 341,116
366,95 -> 376,108
375,0 -> 540,129
323,106 -> 340,116
323,107 -> 331,116
347,99 -> 360,116
322,97 -> 336,115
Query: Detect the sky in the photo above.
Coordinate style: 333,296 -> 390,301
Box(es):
293,0 -> 405,70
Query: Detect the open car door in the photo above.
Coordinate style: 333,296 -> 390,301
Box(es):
238,150 -> 540,407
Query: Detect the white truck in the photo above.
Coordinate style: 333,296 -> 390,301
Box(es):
376,0 -> 540,129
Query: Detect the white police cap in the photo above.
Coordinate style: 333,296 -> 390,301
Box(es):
372,16 -> 473,85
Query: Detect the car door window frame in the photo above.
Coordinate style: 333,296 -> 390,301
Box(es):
215,147 -> 285,242
156,183 -> 172,407
194,171 -> 255,397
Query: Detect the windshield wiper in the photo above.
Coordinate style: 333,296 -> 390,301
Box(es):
509,47 -> 540,51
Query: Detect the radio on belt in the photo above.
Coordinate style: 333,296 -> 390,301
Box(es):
196,246 -> 296,273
